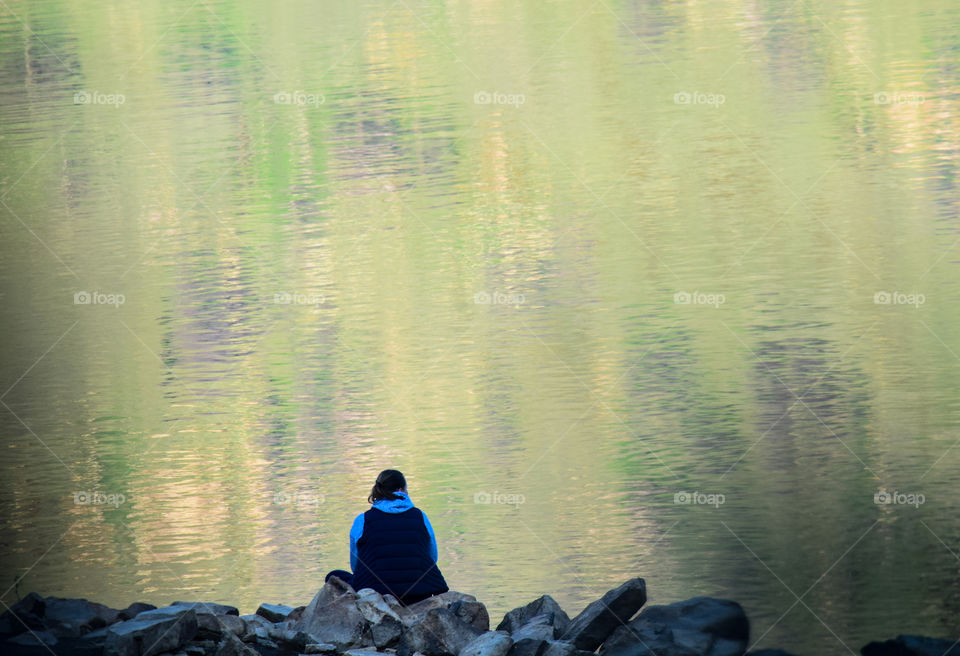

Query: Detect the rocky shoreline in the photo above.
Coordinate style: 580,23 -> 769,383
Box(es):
1,577 -> 955,656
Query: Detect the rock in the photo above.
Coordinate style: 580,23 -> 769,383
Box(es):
119,603 -> 158,621
355,588 -> 404,649
43,596 -> 121,636
396,607 -> 485,656
0,592 -> 46,636
560,578 -> 647,651
104,607 -> 198,656
861,634 -> 960,656
510,615 -> 560,642
343,649 -> 386,656
402,591 -> 480,625
217,615 -> 245,637
459,631 -> 514,656
451,600 -> 490,633
304,643 -> 339,654
287,605 -> 307,623
599,597 -> 748,656
541,639 -> 595,656
268,627 -> 320,651
497,596 -> 570,637
293,577 -> 368,651
214,632 -> 259,656
507,638 -> 548,656
256,603 -> 295,623
171,602 -> 239,617
184,645 -> 206,656
239,613 -> 271,631
10,629 -> 58,646
746,650 -> 799,656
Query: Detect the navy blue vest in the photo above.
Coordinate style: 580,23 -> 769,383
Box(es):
352,507 -> 448,604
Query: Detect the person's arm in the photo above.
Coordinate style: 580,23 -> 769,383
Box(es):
349,513 -> 365,572
421,512 -> 439,562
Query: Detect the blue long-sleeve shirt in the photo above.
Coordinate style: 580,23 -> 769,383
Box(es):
349,491 -> 438,572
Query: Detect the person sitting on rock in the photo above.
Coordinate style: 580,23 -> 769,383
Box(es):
325,469 -> 449,605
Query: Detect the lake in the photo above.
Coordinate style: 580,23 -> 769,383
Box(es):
1,0 -> 959,653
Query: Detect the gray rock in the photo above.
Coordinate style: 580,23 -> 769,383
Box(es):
268,627 -> 321,651
540,639 -> 595,656
184,645 -> 206,656
287,605 -> 307,623
0,592 -> 46,636
402,591 -> 480,626
561,578 -> 647,651
42,597 -> 120,637
293,577 -> 368,651
239,613 -> 272,636
214,631 -> 259,656
105,607 -> 199,656
507,638 -> 548,656
342,649 -> 386,656
861,634 -> 960,656
746,650 -> 799,656
119,603 -> 158,621
217,615 -> 245,637
172,602 -> 240,617
396,607 -> 485,656
355,588 -> 403,649
497,596 -> 570,637
304,642 -> 339,654
451,600 -> 490,633
599,596 -> 748,656
511,615 -> 559,642
9,629 -> 58,646
257,603 -> 295,623
459,631 -> 514,656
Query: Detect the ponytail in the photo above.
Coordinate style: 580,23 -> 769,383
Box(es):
368,469 -> 406,504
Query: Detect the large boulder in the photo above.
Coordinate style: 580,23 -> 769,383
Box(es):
43,597 -> 121,637
497,596 -> 570,637
861,635 -> 960,656
396,606 -> 485,656
402,591 -> 481,625
599,597 -> 749,656
293,577 -> 368,651
511,614 -> 562,642
460,630 -> 514,656
507,638 -> 548,656
355,588 -> 403,649
0,592 -> 46,637
171,601 -> 239,616
451,600 -> 491,633
118,603 -> 157,621
104,607 -> 198,656
560,578 -> 647,651
541,639 -> 597,656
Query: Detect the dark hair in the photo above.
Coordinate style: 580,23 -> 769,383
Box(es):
368,469 -> 407,504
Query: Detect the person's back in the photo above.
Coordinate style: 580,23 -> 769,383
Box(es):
326,469 -> 449,605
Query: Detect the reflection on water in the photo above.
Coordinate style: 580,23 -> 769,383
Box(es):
1,0 -> 960,652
